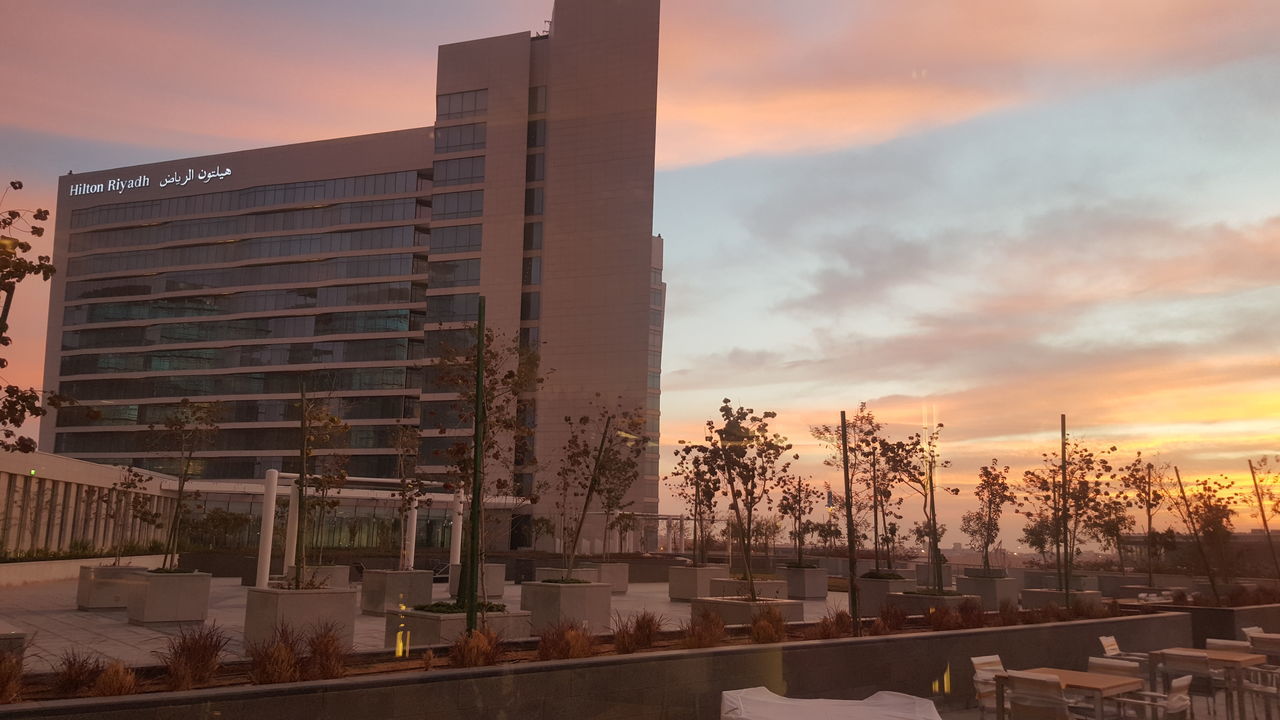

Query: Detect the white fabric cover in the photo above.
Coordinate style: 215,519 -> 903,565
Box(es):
720,687 -> 942,720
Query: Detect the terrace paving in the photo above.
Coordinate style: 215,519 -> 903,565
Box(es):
0,577 -> 847,671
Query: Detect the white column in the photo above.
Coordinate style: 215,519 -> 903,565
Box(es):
255,470 -> 279,588
448,490 -> 464,566
404,500 -> 419,570
283,481 -> 299,573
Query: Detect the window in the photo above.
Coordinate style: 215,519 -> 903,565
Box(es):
435,123 -> 486,153
424,293 -> 480,323
520,292 -> 540,321
429,224 -> 481,254
519,326 -> 540,349
650,308 -> 663,327
437,89 -> 488,120
647,372 -> 661,390
527,119 -> 546,148
427,258 -> 481,288
433,156 -> 485,186
420,399 -> 469,428
522,257 -> 541,286
424,329 -> 477,358
650,268 -> 662,285
650,287 -> 663,306
419,436 -> 469,465
523,222 -> 543,251
432,190 -> 483,220
526,154 -> 545,182
528,86 -> 547,114
524,187 -> 544,216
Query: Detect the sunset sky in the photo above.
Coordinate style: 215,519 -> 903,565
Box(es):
6,0 -> 1279,549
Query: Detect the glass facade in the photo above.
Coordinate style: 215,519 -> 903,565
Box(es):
54,164 -> 434,483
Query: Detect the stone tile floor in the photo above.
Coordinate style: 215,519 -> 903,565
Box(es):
0,578 -> 848,671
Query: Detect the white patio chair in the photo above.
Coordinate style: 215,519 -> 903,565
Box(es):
1100,635 -> 1149,663
1005,670 -> 1090,720
972,654 -> 1006,720
1158,651 -> 1226,718
1112,675 -> 1192,720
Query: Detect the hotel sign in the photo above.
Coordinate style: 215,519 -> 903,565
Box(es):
67,165 -> 233,197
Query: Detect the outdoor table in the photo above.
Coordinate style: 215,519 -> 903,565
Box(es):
1151,648 -> 1266,720
995,667 -> 1143,720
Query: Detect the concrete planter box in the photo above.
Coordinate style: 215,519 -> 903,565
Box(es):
1,555 -> 164,589
1146,602 -> 1280,648
586,562 -> 629,594
915,563 -> 952,588
448,563 -> 506,600
284,564 -> 350,589
533,566 -> 600,583
857,576 -> 916,618
690,597 -> 804,625
384,608 -> 532,648
0,620 -> 26,663
956,575 -> 1020,611
668,564 -> 730,601
886,592 -> 981,617
520,581 -> 612,633
126,571 -> 212,624
782,566 -> 829,600
962,567 -> 1009,579
1021,589 -> 1103,610
75,565 -> 150,610
708,578 -> 787,599
2,612 -> 1192,718
244,586 -> 358,648
361,569 -> 433,616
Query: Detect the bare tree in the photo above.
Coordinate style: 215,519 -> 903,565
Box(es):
1118,452 -> 1166,586
777,473 -> 820,567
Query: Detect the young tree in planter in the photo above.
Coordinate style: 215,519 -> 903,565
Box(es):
703,400 -> 796,602
960,460 -> 1014,574
531,515 -> 556,552
100,467 -> 162,565
1246,456 -> 1280,581
309,451 -> 349,566
149,399 -> 219,570
891,424 -> 955,593
1016,438 -> 1118,595
547,398 -> 648,578
1088,492 -> 1135,574
1117,452 -> 1166,586
597,442 -> 639,561
391,423 -> 433,571
1165,469 -> 1238,604
291,387 -> 348,585
608,511 -> 639,556
430,328 -> 543,598
777,473 -> 821,567
666,442 -> 718,565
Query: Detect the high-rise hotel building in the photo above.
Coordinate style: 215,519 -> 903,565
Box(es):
40,0 -> 663,549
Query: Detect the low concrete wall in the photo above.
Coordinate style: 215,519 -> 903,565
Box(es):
0,612 -> 1190,720
0,555 -> 165,588
1147,602 -> 1280,647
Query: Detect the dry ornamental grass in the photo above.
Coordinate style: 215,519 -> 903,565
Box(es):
90,662 -> 137,697
53,649 -> 103,696
681,608 -> 726,649
537,621 -> 595,660
157,623 -> 230,690
450,628 -> 504,667
0,651 -> 22,704
304,622 -> 350,680
246,625 -> 304,685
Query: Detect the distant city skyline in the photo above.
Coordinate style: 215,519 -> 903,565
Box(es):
7,0 -> 1279,546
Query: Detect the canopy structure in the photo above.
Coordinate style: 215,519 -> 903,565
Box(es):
720,687 -> 942,720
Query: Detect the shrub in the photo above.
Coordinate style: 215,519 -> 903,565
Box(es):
1042,602 -> 1070,622
804,608 -> 853,640
612,614 -> 641,655
53,648 -> 104,696
450,628 -> 504,667
750,606 -> 786,644
867,619 -> 890,636
631,610 -> 663,648
927,606 -> 962,632
89,661 -> 137,697
421,647 -> 434,671
247,625 -> 304,685
304,621 -> 349,680
997,600 -> 1021,626
681,608 -> 726,649
157,623 -> 229,690
537,621 -> 595,660
957,598 -> 986,629
1023,607 -> 1049,624
879,604 -> 907,632
0,650 -> 22,704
